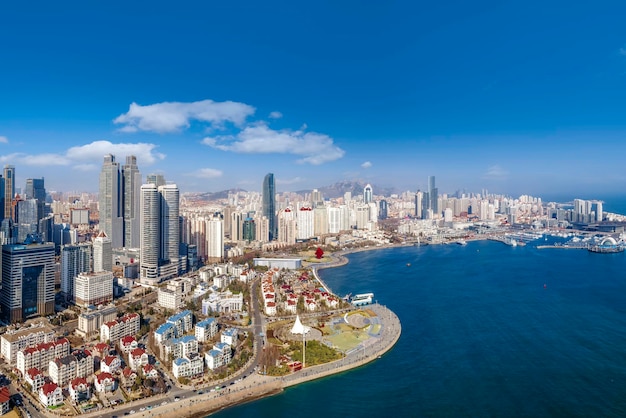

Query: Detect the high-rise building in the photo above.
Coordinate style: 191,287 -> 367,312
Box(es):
379,200 -> 388,220
206,213 -> 224,263
24,178 -> 46,228
60,243 -> 92,303
16,199 -> 38,243
122,156 -> 141,248
140,182 -> 180,283
99,155 -> 142,249
146,174 -> 165,187
3,165 -> 15,221
0,242 -> 55,324
140,184 -> 159,282
98,155 -> 123,248
74,271 -> 113,308
428,176 -> 438,216
93,231 -> 112,273
364,184 -> 373,205
262,173 -> 277,241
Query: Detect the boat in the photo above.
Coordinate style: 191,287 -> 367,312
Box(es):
456,239 -> 467,246
406,263 -> 411,267
588,245 -> 624,254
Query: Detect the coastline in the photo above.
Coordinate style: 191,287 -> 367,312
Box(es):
135,247 -> 402,418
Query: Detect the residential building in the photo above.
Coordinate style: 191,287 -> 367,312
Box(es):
60,243 -> 92,303
100,313 -> 140,343
69,377 -> 91,403
39,382 -> 63,408
205,342 -> 232,370
77,305 -> 117,339
195,318 -> 218,343
1,324 -> 55,365
17,338 -> 70,375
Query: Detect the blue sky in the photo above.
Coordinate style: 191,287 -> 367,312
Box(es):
1,1 -> 626,198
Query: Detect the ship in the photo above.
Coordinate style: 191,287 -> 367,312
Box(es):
588,244 -> 624,254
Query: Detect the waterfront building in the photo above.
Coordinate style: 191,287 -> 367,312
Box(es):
205,342 -> 232,370
0,242 -> 55,324
262,173 -> 277,241
172,353 -> 204,378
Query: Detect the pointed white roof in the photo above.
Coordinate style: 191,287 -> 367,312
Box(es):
290,315 -> 310,335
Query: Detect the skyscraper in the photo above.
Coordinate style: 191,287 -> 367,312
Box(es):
140,184 -> 159,282
98,155 -> 123,248
0,241 -> 55,324
24,178 -> 46,228
206,213 -> 224,263
262,173 -> 277,241
364,184 -> 373,205
3,165 -> 15,221
140,182 -> 180,283
428,175 -> 439,216
60,243 -> 92,303
122,156 -> 141,248
93,231 -> 112,273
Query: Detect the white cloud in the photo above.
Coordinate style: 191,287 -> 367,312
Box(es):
361,161 -> 372,169
114,99 -> 256,133
187,168 -> 223,179
66,140 -> 165,165
483,164 -> 509,180
269,111 -> 283,119
0,136 -> 8,144
0,140 -> 165,169
203,123 -> 344,165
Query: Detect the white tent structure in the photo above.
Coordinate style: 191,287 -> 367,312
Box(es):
290,314 -> 311,335
291,314 -> 311,368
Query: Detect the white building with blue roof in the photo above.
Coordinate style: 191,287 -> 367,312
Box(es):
164,335 -> 198,359
195,318 -> 218,342
154,322 -> 176,344
166,310 -> 193,336
204,342 -> 232,371
172,352 -> 203,378
221,328 -> 238,346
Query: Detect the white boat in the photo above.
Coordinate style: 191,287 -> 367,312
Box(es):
456,239 -> 467,246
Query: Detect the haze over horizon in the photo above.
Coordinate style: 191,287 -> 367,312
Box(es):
2,1 -> 626,198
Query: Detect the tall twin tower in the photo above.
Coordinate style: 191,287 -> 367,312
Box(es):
99,155 -> 180,283
99,154 -> 141,248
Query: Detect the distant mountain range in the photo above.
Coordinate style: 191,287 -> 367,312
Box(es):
183,181 -> 398,202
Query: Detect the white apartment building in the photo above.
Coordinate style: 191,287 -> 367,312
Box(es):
100,313 -> 140,343
74,271 -> 114,307
17,338 -> 70,375
1,324 -> 56,365
195,318 -> 218,343
172,353 -> 204,378
77,304 -> 117,339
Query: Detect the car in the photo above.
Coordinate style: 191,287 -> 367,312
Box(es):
130,410 -> 136,414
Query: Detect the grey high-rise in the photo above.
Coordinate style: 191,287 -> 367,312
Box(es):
3,165 -> 15,221
25,178 -> 47,229
99,155 -> 123,248
122,156 -> 141,248
262,173 -> 277,241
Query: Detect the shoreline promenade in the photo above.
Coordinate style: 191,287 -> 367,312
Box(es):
129,249 -> 402,418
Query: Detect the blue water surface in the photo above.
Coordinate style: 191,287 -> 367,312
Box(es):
210,239 -> 626,417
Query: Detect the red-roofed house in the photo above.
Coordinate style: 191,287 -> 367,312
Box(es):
39,382 -> 63,407
94,372 -> 116,392
128,348 -> 148,371
119,335 -> 138,353
142,364 -> 159,380
25,367 -> 45,394
0,386 -> 10,415
69,377 -> 91,403
100,355 -> 121,374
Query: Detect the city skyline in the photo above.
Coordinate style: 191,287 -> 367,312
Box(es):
2,2 -> 626,198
